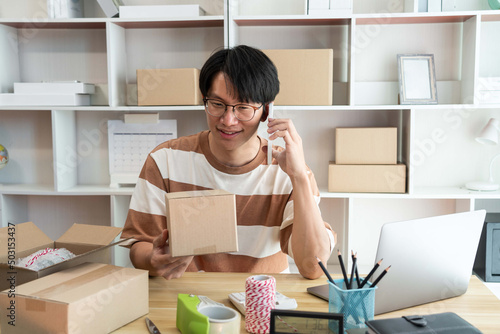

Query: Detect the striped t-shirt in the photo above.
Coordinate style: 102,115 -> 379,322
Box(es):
121,130 -> 333,273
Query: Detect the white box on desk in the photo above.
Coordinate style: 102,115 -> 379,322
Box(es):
14,82 -> 95,95
119,5 -> 206,19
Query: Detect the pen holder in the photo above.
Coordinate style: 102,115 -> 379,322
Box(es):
328,279 -> 377,332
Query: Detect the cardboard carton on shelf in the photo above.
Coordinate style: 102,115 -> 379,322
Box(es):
0,262 -> 148,334
328,162 -> 406,193
0,222 -> 122,291
137,68 -> 203,106
262,49 -> 333,105
166,189 -> 238,257
335,127 -> 398,165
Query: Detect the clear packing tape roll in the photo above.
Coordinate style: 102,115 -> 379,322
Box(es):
245,275 -> 276,334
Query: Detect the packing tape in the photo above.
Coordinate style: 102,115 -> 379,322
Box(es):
198,305 -> 241,334
245,275 -> 276,334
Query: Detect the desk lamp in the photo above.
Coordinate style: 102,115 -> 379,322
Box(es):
465,118 -> 500,191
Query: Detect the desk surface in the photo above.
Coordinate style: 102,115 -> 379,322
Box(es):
114,273 -> 500,334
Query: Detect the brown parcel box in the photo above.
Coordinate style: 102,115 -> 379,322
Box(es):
0,262 -> 148,334
137,68 -> 202,106
166,189 -> 238,257
263,49 -> 333,105
335,127 -> 398,165
328,163 -> 406,193
0,222 -> 122,291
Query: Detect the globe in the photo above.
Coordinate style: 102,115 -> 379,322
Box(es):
489,0 -> 500,9
0,144 -> 8,170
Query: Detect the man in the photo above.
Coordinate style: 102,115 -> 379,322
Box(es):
121,45 -> 335,280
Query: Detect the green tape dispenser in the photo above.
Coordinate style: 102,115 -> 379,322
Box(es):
177,293 -> 240,334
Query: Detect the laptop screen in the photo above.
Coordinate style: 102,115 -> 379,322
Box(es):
373,210 -> 486,314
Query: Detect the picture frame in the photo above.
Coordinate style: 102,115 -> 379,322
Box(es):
397,54 -> 438,105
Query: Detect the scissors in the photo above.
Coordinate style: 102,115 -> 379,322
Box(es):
146,317 -> 161,334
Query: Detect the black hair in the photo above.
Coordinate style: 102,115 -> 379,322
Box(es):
199,45 -> 280,120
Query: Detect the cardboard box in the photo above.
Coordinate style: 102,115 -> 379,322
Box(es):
137,68 -> 202,106
166,189 -> 238,257
0,262 -> 148,334
263,49 -> 333,105
0,222 -> 122,291
335,127 -> 398,165
328,163 -> 406,193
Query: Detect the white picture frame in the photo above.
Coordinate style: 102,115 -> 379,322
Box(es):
397,54 -> 438,105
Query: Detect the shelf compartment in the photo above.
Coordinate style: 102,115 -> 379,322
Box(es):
410,108 -> 500,190
0,109 -> 54,188
107,21 -> 225,107
351,15 -> 478,106
0,194 -> 111,239
0,23 -> 107,102
52,109 -> 207,191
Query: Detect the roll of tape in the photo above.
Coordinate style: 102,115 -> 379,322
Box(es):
198,305 -> 241,334
245,275 -> 276,334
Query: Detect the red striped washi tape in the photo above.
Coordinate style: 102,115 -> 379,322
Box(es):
245,275 -> 276,334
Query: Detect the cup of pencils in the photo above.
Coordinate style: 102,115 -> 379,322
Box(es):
325,251 -> 389,331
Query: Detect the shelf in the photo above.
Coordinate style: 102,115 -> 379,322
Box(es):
233,15 -> 350,26
110,16 -> 224,28
412,187 -> 500,199
0,18 -> 107,29
0,184 -> 133,196
0,105 -> 206,112
354,12 -> 476,25
1,103 -> 499,112
232,11 -> 488,27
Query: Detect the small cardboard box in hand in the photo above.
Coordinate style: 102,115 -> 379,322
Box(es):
166,189 -> 238,257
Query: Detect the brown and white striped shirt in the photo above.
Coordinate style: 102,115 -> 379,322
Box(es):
121,130 -> 333,273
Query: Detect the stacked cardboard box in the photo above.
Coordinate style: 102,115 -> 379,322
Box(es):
328,127 -> 406,193
262,49 -> 333,106
137,68 -> 203,106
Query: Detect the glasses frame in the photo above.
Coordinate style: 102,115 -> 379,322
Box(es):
203,98 -> 263,122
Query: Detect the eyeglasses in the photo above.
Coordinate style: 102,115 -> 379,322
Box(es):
203,98 -> 263,122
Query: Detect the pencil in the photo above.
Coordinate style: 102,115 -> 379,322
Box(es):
316,256 -> 336,286
349,251 -> 357,289
359,258 -> 383,289
352,251 -> 361,288
337,250 -> 349,289
371,265 -> 391,287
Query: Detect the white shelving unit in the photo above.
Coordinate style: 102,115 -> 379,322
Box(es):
0,0 -> 499,269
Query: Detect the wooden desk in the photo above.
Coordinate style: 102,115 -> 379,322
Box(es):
114,273 -> 500,334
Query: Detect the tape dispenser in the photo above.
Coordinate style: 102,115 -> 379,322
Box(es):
176,294 -> 241,334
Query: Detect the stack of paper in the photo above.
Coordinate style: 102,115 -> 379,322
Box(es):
0,82 -> 95,106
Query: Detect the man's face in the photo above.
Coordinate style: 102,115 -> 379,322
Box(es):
205,72 -> 264,156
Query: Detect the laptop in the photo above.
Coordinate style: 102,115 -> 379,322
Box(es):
307,210 -> 486,315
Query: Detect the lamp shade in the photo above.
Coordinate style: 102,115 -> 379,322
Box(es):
476,118 -> 499,145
